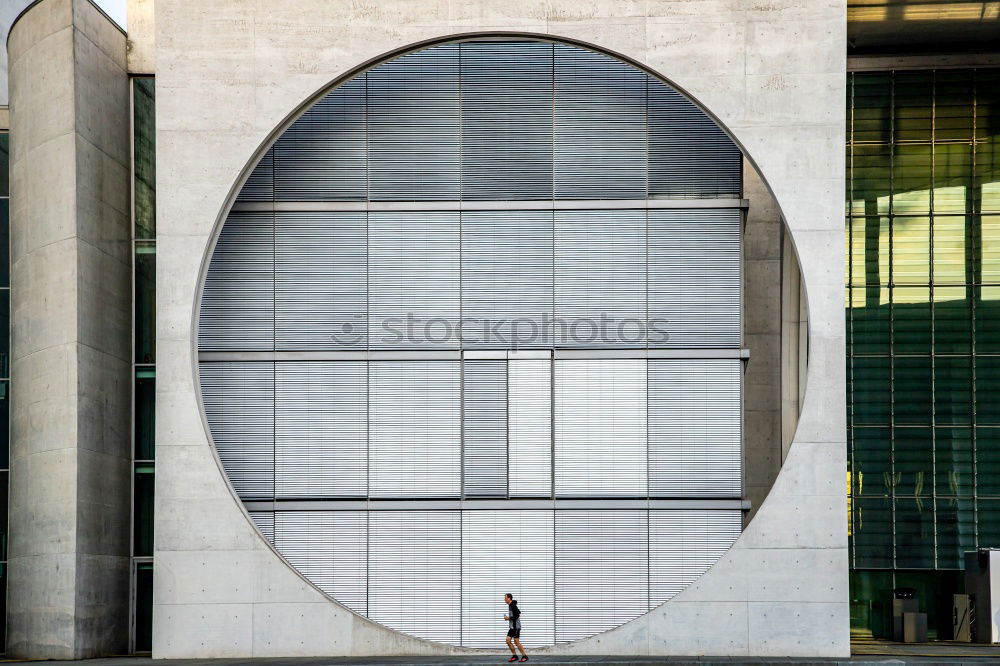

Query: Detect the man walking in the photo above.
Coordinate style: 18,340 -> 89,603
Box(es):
503,593 -> 527,662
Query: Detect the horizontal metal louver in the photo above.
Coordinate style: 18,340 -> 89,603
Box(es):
554,44 -> 647,199
462,511 -> 555,647
554,209 -> 646,347
275,362 -> 367,499
368,211 -> 460,349
274,77 -> 367,200
200,362 -> 274,500
274,511 -> 368,615
368,511 -> 462,644
368,46 -> 460,200
275,211 -> 366,350
648,359 -> 742,497
249,510 -> 275,543
508,359 -> 553,498
201,38 -> 747,649
236,147 -> 273,201
462,360 -> 508,498
554,360 -> 647,497
554,510 -> 649,643
647,209 -> 742,347
461,210 -> 553,349
199,212 -> 274,351
368,361 -> 461,498
649,509 -> 742,606
461,41 -> 553,200
648,83 -> 741,199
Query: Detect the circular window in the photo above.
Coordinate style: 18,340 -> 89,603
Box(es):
199,38 -> 745,648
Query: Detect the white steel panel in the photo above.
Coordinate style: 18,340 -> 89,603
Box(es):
368,211 -> 460,349
461,511 -> 555,647
368,361 -> 461,498
554,209 -> 646,348
508,360 -> 553,498
554,510 -> 649,643
275,211 -> 366,350
461,210 -> 553,349
554,360 -> 647,497
647,209 -> 742,348
275,361 -> 367,499
648,359 -> 742,497
368,511 -> 461,644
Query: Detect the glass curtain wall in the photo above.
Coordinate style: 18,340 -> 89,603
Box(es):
131,76 -> 155,653
847,68 -> 1000,639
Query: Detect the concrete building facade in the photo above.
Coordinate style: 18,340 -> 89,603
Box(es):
2,0 -> 855,659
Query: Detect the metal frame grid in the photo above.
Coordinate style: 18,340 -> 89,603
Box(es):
847,68 -> 1000,572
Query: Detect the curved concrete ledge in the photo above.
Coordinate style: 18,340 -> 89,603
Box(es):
155,0 -> 847,658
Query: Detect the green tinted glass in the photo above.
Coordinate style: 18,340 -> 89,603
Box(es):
853,497 -> 893,568
935,427 -> 973,497
133,78 -> 156,239
853,427 -> 891,496
135,243 -> 156,364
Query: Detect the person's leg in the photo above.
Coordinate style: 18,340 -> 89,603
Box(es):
513,637 -> 527,657
506,636 -> 517,657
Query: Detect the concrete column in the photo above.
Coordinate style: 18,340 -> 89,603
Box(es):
742,159 -> 784,523
7,0 -> 131,658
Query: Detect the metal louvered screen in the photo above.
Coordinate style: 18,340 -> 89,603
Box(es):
648,209 -> 742,348
554,44 -> 647,199
508,359 -> 553,498
275,362 -> 367,499
200,362 -> 274,499
274,78 -> 367,200
648,85 -> 742,199
368,46 -> 460,200
648,359 -> 743,497
554,360 -> 647,497
237,147 -> 273,201
649,510 -> 743,606
368,211 -> 460,349
461,210 -> 553,349
368,511 -> 462,644
461,41 -> 554,200
275,212 -> 366,350
462,360 -> 508,498
201,38 -> 747,649
275,511 -> 369,615
462,511 -> 555,647
199,213 -> 274,351
368,361 -> 461,498
555,210 -> 646,347
554,511 -> 649,643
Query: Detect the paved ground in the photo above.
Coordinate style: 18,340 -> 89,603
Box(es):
6,646 -> 1000,666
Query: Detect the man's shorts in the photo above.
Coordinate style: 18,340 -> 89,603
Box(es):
507,628 -> 521,639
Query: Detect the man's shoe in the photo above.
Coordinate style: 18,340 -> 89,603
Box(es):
507,657 -> 518,662
519,657 -> 528,662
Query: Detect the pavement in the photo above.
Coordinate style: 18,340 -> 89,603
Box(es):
4,646 -> 1000,666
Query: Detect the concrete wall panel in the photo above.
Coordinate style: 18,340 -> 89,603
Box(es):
155,0 -> 847,657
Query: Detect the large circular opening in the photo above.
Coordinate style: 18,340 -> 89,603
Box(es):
198,38 -> 751,648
